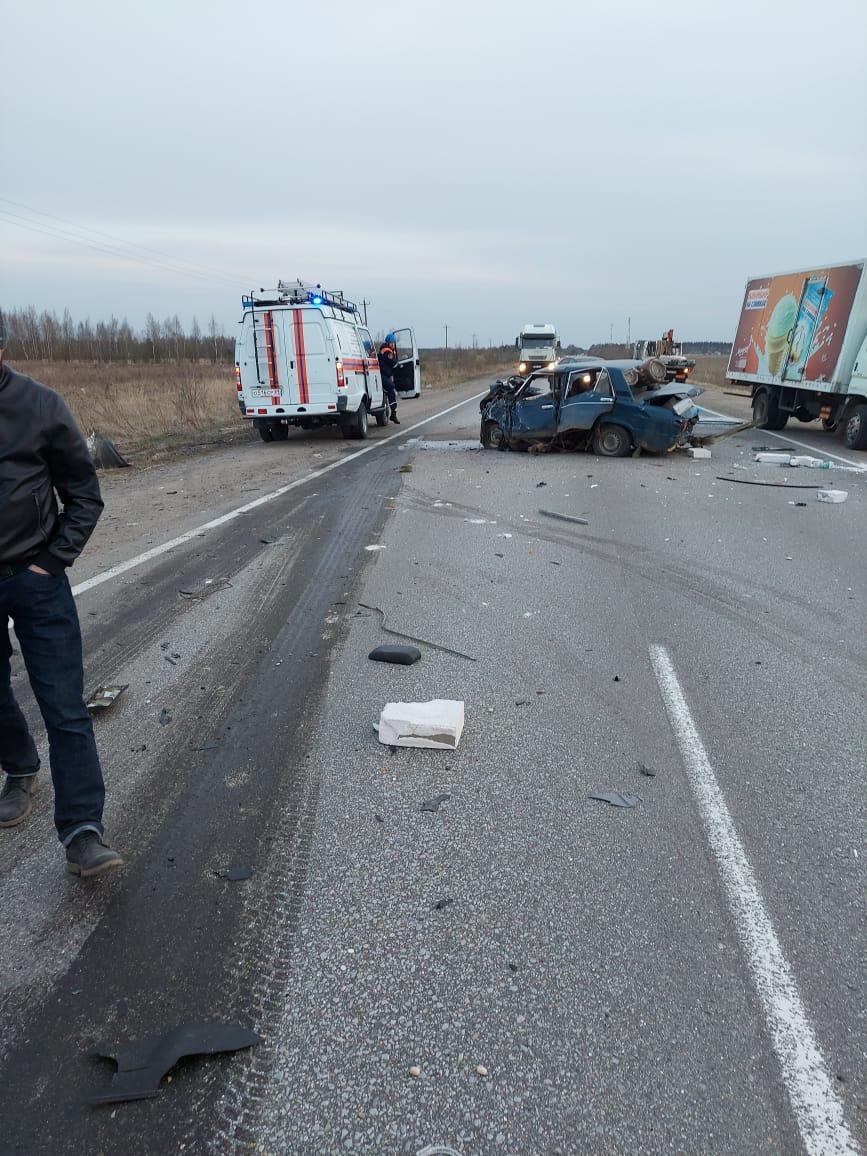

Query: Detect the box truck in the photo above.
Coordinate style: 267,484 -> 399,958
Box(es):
726,260 -> 867,450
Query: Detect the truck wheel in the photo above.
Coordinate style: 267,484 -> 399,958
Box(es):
254,418 -> 275,443
593,423 -> 632,457
272,423 -> 289,441
481,420 -> 507,450
842,403 -> 867,450
752,388 -> 788,431
375,409 -> 389,427
342,402 -> 369,440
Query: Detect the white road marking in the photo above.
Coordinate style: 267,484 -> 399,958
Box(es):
701,406 -> 867,471
649,645 -> 860,1156
72,391 -> 487,597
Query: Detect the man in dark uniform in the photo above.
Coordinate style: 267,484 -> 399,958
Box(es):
378,333 -> 400,424
0,309 -> 123,878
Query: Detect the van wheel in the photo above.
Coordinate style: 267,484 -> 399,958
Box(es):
272,423 -> 289,441
842,403 -> 867,450
254,419 -> 275,443
375,409 -> 389,427
752,388 -> 788,431
593,423 -> 632,457
342,402 -> 369,440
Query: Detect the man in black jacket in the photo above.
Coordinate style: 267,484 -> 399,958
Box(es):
0,311 -> 122,877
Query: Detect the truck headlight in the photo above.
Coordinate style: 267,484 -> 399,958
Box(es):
518,362 -> 527,373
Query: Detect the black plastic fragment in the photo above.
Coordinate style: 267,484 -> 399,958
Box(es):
433,897 -> 453,911
158,709 -> 173,726
215,865 -> 254,881
588,791 -> 640,809
637,762 -> 657,777
420,793 -> 451,814
368,644 -> 422,666
88,1022 -> 261,1105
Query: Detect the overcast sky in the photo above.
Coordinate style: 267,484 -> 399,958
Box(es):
3,0 -> 866,347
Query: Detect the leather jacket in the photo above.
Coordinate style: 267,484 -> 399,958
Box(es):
0,364 -> 103,574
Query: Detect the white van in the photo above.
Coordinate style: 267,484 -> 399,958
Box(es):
236,281 -> 397,441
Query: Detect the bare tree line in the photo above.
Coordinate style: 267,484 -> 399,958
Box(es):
3,306 -> 234,364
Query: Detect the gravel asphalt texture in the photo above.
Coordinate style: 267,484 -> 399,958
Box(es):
0,380 -> 864,1154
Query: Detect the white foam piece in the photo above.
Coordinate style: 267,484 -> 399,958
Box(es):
378,700 -> 465,749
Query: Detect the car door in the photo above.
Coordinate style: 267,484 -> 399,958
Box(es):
556,367 -> 615,435
510,373 -> 558,441
392,327 -> 420,398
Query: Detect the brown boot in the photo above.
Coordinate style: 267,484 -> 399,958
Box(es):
0,775 -> 38,828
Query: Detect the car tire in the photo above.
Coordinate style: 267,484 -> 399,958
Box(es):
481,420 -> 507,450
752,388 -> 788,431
842,403 -> 867,450
342,402 -> 369,440
375,410 -> 389,427
254,419 -> 275,443
593,423 -> 632,457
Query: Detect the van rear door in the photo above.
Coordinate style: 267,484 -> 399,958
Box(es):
284,308 -> 335,407
240,308 -> 299,405
393,328 -> 420,398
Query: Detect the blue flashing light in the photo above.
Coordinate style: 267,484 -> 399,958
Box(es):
311,295 -> 323,305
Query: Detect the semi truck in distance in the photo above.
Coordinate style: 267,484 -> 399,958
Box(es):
516,322 -> 559,375
726,260 -> 867,450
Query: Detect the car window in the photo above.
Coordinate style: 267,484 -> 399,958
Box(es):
595,369 -> 614,399
566,368 -> 599,397
519,375 -> 553,401
359,329 -> 376,357
394,329 -> 414,361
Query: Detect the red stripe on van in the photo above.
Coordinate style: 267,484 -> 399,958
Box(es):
292,311 -> 309,403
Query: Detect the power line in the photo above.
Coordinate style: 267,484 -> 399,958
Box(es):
0,203 -> 244,290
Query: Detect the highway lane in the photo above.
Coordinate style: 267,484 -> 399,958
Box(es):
0,380 -> 864,1154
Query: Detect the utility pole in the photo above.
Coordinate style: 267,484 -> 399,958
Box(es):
361,299 -> 369,326
610,322 -> 614,343
444,324 -> 448,374
627,316 -> 631,346
472,333 -> 477,349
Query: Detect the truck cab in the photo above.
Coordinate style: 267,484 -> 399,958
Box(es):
516,322 -> 559,375
235,281 -> 389,442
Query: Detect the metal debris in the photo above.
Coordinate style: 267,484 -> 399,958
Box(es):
539,509 -> 589,526
360,603 -> 476,662
86,685 -> 128,713
420,794 -> 451,813
588,791 -> 640,808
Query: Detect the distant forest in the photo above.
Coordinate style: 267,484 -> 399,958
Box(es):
2,305 -> 234,363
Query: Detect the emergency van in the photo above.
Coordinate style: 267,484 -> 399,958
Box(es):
235,281 -> 394,441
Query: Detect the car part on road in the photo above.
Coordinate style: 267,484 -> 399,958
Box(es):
538,509 -> 589,526
87,432 -> 131,470
816,490 -> 848,503
369,644 -> 422,666
378,700 -> 465,750
86,685 -> 129,713
686,447 -> 711,459
588,791 -> 641,808
88,1023 -> 262,1105
215,865 -> 254,881
637,762 -> 657,777
359,603 -> 477,662
715,476 -> 820,490
178,576 -> 233,601
420,793 -> 451,813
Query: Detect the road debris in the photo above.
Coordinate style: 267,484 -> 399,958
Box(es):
816,490 -> 848,503
686,447 -> 711,459
88,1022 -> 261,1105
420,793 -> 451,813
434,897 -> 453,910
538,509 -> 589,526
369,644 -> 422,666
409,1065 -> 422,1078
715,476 -> 819,490
86,685 -> 128,713
755,451 -> 791,464
178,577 -> 232,601
588,791 -> 640,808
87,432 -> 130,470
259,535 -> 278,545
476,1064 -> 489,1077
215,865 -> 254,881
158,709 -> 173,726
359,603 -> 476,662
637,762 -> 657,777
378,700 -> 465,750
365,544 -> 387,552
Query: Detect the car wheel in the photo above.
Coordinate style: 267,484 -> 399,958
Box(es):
342,402 -> 369,440
254,418 -> 275,443
842,403 -> 867,450
481,420 -> 507,450
752,388 -> 788,431
375,410 -> 389,427
593,423 -> 632,457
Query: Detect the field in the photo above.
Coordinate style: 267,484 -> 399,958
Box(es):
689,354 -> 730,389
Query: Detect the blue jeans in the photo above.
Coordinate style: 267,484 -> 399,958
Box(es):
0,568 -> 104,844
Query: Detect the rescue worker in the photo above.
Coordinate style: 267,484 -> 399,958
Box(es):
378,333 -> 400,424
0,309 -> 123,878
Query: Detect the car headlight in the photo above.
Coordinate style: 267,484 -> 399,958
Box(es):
518,362 -> 527,372
547,361 -> 556,369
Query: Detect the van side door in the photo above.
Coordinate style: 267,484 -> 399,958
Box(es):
393,328 -> 420,398
358,328 -> 384,408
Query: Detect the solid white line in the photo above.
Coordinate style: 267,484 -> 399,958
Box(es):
649,645 -> 860,1156
71,390 -> 487,597
701,405 -> 867,471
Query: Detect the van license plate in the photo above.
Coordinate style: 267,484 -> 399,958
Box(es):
249,389 -> 274,398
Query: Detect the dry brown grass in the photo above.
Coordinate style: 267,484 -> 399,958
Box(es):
9,360 -> 240,453
421,348 -> 517,388
690,354 -> 730,389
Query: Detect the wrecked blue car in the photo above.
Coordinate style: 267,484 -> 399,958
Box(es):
479,358 -> 701,456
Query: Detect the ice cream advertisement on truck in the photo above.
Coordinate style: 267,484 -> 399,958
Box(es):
727,262 -> 864,386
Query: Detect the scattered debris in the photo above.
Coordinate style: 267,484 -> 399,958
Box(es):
515,699 -> 529,706
365,544 -> 387,552
88,1023 -> 261,1105
259,535 -> 278,545
476,1065 -> 489,1078
409,1065 -> 422,1078
496,533 -> 513,539
715,476 -> 818,490
360,603 -> 476,662
686,446 -> 711,459
369,644 -> 422,666
637,762 -> 657,777
434,897 -> 453,911
374,813 -> 384,823
179,577 -> 232,601
613,675 -> 621,683
158,709 -> 173,727
816,490 -> 848,503
420,794 -> 451,813
536,481 -> 547,488
508,963 -> 518,973
87,432 -> 130,470
379,701 -> 465,750
538,509 -> 589,526
588,791 -> 640,808
215,866 -> 254,881
86,685 -> 128,713
398,464 -> 413,473
755,451 -> 792,464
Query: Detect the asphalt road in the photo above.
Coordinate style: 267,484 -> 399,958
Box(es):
0,380 -> 864,1155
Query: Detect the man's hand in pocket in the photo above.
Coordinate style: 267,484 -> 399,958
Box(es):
28,565 -> 51,576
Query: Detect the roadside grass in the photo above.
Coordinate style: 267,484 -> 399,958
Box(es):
421,348 -> 516,389
690,354 -> 731,389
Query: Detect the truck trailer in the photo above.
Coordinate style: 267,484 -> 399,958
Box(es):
726,260 -> 867,450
